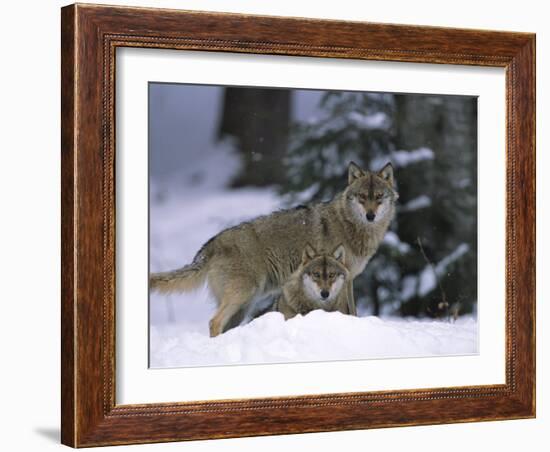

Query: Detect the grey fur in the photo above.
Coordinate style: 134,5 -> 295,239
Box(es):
275,244 -> 350,319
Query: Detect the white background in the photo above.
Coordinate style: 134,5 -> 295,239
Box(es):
0,0 -> 546,451
118,49 -> 505,404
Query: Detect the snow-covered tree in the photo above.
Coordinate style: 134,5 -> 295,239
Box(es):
283,91 -> 395,203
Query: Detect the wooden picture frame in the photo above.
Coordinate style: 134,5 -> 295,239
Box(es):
61,3 -> 535,447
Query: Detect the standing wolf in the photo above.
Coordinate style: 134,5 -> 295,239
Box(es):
150,161 -> 398,336
275,243 -> 350,320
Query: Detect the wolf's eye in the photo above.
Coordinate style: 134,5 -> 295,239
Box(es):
328,272 -> 335,278
313,272 -> 321,278
357,193 -> 366,201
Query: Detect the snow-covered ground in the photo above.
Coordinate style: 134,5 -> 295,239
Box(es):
151,310 -> 477,368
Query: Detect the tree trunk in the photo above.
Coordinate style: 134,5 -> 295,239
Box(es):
218,87 -> 291,187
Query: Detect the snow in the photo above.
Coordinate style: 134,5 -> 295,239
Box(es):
347,111 -> 390,130
371,147 -> 434,170
150,310 -> 478,368
400,195 -> 432,212
392,147 -> 434,166
418,269 -> 437,297
304,109 -> 390,141
417,243 -> 471,297
436,243 -> 470,273
383,231 -> 411,253
400,275 -> 418,301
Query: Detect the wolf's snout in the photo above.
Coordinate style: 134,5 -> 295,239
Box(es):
320,290 -> 330,299
366,211 -> 376,222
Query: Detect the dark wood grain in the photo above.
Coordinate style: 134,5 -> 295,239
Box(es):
60,5 -> 76,447
61,3 -> 536,447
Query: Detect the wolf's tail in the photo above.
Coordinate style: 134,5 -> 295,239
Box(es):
150,247 -> 211,294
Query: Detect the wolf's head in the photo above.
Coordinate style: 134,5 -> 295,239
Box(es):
299,244 -> 349,305
343,161 -> 398,226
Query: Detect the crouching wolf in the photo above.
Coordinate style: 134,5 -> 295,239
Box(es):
150,161 -> 398,337
275,244 -> 350,320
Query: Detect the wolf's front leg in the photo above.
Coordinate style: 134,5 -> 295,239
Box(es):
346,281 -> 357,316
275,295 -> 298,320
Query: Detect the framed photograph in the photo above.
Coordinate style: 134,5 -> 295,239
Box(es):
61,3 -> 535,447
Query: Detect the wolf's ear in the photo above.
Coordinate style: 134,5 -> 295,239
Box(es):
378,162 -> 394,185
302,243 -> 317,264
348,161 -> 366,184
332,244 -> 345,263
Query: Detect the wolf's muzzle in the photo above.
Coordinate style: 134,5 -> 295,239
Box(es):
366,211 -> 376,222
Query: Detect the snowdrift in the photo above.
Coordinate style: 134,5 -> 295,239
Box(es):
150,310 -> 477,368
